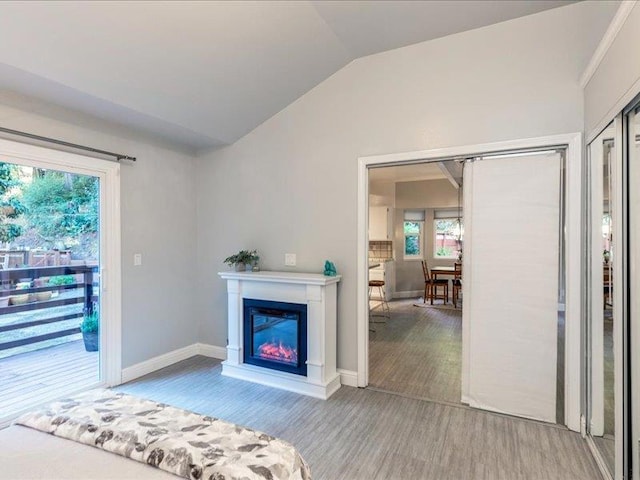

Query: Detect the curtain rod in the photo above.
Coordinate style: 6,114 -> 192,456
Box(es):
0,126 -> 136,162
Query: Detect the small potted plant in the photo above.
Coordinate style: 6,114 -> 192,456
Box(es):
224,249 -> 260,271
81,310 -> 99,352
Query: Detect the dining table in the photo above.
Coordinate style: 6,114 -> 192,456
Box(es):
430,265 -> 456,281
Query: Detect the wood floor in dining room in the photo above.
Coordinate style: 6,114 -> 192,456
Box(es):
117,356 -> 601,479
369,298 -> 462,404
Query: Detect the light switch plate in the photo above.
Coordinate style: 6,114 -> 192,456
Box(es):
133,253 -> 142,266
285,253 -> 296,266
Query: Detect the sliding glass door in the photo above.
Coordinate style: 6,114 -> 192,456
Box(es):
0,158 -> 103,418
0,135 -> 122,424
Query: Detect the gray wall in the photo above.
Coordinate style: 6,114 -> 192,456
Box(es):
195,2 -> 613,372
584,4 -> 640,137
394,179 -> 459,294
0,93 -> 198,369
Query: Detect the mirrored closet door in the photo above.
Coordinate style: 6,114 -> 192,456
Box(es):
587,95 -> 640,480
587,119 -> 623,479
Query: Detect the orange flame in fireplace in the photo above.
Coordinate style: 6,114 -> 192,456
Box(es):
258,341 -> 298,364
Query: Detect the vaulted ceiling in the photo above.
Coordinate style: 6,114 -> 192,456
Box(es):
0,1 -> 581,151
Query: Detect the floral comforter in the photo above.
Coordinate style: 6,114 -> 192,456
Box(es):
16,389 -> 311,480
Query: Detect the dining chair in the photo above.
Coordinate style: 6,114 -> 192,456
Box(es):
421,260 -> 448,305
453,262 -> 462,308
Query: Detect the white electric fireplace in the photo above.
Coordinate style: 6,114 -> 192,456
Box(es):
218,270 -> 342,399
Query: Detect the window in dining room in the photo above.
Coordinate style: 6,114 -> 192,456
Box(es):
434,217 -> 463,259
403,210 -> 425,259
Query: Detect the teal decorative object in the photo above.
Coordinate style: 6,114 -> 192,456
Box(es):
324,260 -> 337,277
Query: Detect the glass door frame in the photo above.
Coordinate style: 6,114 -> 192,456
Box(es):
0,137 -> 121,427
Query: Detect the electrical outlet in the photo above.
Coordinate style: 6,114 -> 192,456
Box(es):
284,253 -> 296,266
133,253 -> 142,266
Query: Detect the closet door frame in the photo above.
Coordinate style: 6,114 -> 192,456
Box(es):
623,94 -> 640,480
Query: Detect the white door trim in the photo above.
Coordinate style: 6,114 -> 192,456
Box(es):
357,132 -> 582,431
0,137 -> 122,386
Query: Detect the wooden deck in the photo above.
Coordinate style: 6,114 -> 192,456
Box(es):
0,340 -> 99,417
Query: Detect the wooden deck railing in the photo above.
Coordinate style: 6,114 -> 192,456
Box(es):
0,265 -> 98,351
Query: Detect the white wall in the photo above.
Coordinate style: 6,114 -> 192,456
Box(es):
394,179 -> 458,210
369,181 -> 395,207
584,3 -> 640,138
195,2 -> 614,372
0,93 -> 198,369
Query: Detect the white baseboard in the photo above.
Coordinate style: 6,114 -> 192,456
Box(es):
121,344 -> 199,384
393,290 -> 422,299
196,343 -> 227,360
338,368 -> 358,387
121,343 -> 351,391
121,343 -> 228,384
222,361 -> 341,399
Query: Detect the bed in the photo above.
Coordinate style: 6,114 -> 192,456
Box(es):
0,424 -> 179,480
1,389 -> 310,480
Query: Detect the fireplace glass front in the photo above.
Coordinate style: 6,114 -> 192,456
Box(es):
243,299 -> 307,376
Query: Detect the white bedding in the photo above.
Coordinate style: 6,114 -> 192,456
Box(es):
0,425 -> 178,480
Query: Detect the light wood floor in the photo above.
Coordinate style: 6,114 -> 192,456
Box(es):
370,299 -> 567,426
369,299 -> 462,403
0,340 -> 99,417
117,356 -> 601,480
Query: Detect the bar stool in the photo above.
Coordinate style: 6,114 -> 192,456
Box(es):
369,279 -> 390,323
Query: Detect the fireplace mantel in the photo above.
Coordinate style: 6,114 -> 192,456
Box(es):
218,270 -> 342,399
218,270 -> 341,286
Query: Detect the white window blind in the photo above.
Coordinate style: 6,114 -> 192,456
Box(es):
434,209 -> 460,219
404,210 -> 425,221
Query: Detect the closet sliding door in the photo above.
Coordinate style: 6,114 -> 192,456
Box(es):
587,121 -> 620,479
463,152 -> 562,423
585,99 -> 638,480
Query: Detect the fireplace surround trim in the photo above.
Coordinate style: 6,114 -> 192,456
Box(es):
218,270 -> 342,400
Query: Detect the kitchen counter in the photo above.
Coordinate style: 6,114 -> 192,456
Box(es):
369,258 -> 394,265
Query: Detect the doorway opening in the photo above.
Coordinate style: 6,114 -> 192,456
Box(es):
367,160 -> 464,405
358,134 -> 582,429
